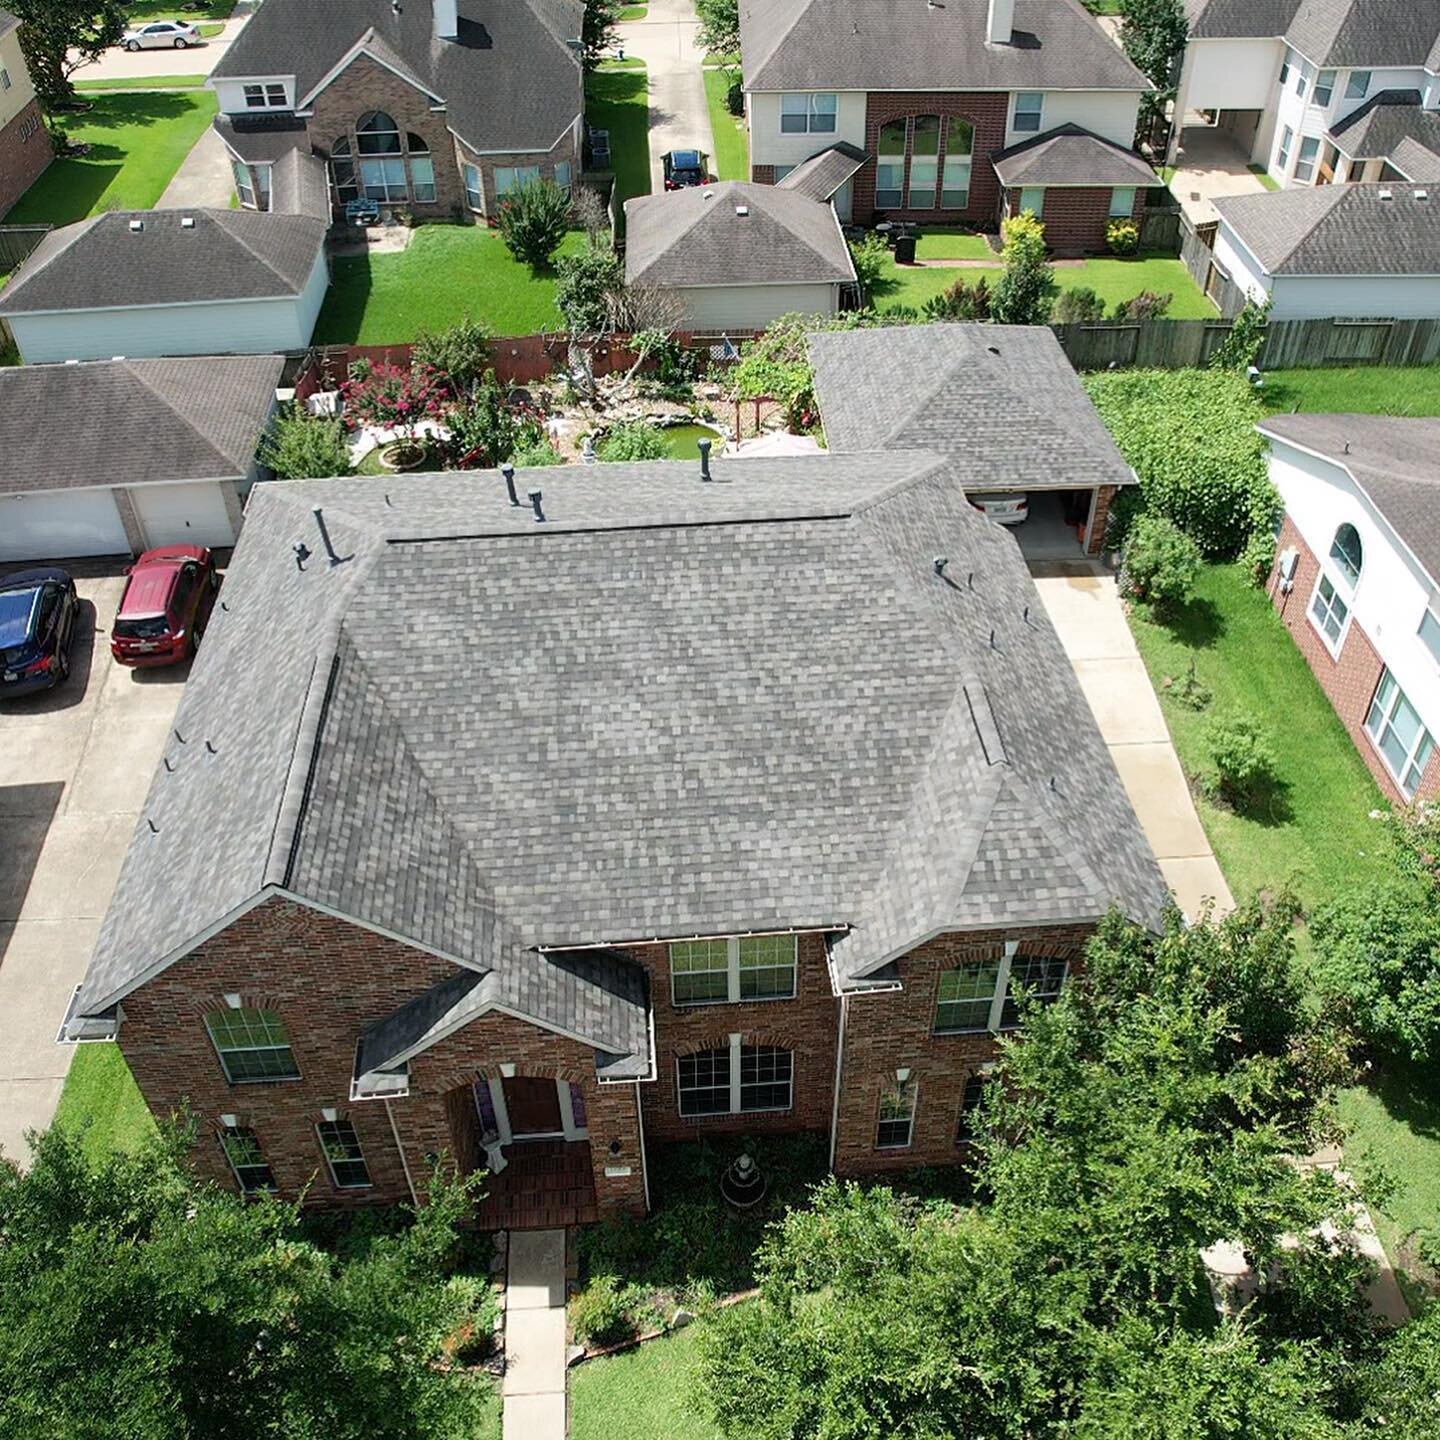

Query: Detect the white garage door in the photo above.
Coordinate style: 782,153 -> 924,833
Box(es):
0,489 -> 130,561
131,482 -> 236,549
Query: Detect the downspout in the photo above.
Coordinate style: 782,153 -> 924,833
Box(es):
385,1097 -> 419,1207
634,1080 -> 651,1212
828,993 -> 849,1171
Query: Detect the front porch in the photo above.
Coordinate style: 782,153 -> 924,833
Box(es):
474,1138 -> 599,1230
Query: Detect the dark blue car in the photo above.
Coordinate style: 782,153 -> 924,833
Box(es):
0,569 -> 78,696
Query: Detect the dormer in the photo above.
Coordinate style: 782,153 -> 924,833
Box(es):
214,74 -> 297,116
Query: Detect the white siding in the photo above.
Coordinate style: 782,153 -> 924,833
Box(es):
213,77 -> 296,114
1268,273 -> 1440,320
676,283 -> 839,330
1211,223 -> 1273,304
1006,91 -> 1139,148
0,487 -> 129,560
748,91 -> 867,169
131,481 -> 237,549
1178,37 -> 1285,114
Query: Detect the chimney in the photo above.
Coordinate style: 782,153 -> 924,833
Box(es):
433,0 -> 458,39
987,0 -> 1014,44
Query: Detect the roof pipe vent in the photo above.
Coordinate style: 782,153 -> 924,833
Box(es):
180,216 -> 195,229
502,462 -> 520,506
698,437 -> 713,481
312,505 -> 343,566
986,0 -> 1014,45
528,487 -> 547,522
735,204 -> 749,216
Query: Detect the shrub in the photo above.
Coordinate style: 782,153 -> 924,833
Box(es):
343,359 -> 447,448
1203,710 -> 1279,809
259,404 -> 355,479
1106,218 -> 1140,255
1121,513 -> 1201,612
569,1275 -> 635,1346
496,176 -> 572,268
730,311 -> 862,429
512,438 -> 566,466
556,242 -> 626,334
848,233 -> 889,302
1112,289 -> 1172,321
989,212 -> 1057,326
725,75 -> 744,116
1210,296 -> 1272,372
597,420 -> 668,461
445,370 -> 519,469
1053,286 -> 1107,323
922,274 -> 991,321
1084,368 -> 1279,560
411,316 -> 493,397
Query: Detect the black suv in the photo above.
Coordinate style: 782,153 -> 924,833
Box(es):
0,569 -> 78,696
662,149 -> 711,189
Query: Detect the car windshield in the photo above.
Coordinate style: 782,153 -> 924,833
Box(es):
673,152 -> 701,169
114,614 -> 170,639
0,588 -> 40,660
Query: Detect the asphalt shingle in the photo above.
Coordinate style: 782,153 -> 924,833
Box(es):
775,143 -> 869,203
1188,0 -> 1440,66
991,125 -> 1159,188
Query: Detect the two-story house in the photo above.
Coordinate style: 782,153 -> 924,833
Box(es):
739,0 -> 1159,255
60,435 -> 1168,1227
209,0 -> 584,222
1178,0 -> 1440,189
0,7 -> 52,219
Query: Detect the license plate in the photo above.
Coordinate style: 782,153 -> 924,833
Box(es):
135,642 -> 158,652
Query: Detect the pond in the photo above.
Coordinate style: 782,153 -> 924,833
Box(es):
661,423 -> 723,460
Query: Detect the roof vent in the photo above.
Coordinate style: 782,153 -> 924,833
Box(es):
698,437 -> 713,481
180,216 -> 195,228
1416,188 -> 1429,201
735,204 -> 749,216
128,219 -> 143,232
528,487 -> 547,522
1379,187 -> 1393,200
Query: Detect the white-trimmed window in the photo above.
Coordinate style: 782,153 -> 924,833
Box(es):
407,133 -> 436,202
1012,92 -> 1043,133
1110,186 -> 1136,218
908,114 -> 940,208
317,1118 -> 372,1189
463,162 -> 484,211
554,160 -> 572,193
1278,125 -> 1294,172
1295,63 -> 1308,99
1315,69 -> 1336,106
1294,135 -> 1321,182
220,1125 -> 276,1194
1367,669 -> 1435,799
875,118 -> 907,208
875,1075 -> 917,1149
1309,571 -> 1350,652
780,92 -> 837,134
232,159 -> 257,209
243,82 -> 288,108
206,1006 -> 300,1083
941,118 -> 973,208
1329,522 -> 1363,588
671,934 -> 797,1005
1018,186 -> 1044,217
676,1036 -> 793,1116
956,1072 -> 987,1144
1418,605 -> 1440,664
998,954 -> 1068,1030
1346,70 -> 1371,100
496,165 -> 542,197
935,943 -> 1068,1034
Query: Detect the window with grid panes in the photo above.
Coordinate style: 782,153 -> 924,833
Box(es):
739,1045 -> 793,1111
999,954 -> 1068,1030
876,1077 -> 916,1148
317,1119 -> 371,1188
934,960 -> 1003,1032
670,939 -> 730,1004
207,1008 -> 299,1082
219,1126 -> 275,1193
677,1048 -> 731,1115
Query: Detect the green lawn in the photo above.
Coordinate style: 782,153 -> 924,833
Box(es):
315,226 -> 589,344
75,72 -> 208,90
702,68 -> 748,181
52,1044 -> 158,1168
125,0 -> 234,18
1260,365 -> 1440,417
916,229 -> 995,260
586,63 -> 651,215
6,90 -> 217,225
1248,164 -> 1281,191
618,3 -> 648,17
570,1326 -> 723,1440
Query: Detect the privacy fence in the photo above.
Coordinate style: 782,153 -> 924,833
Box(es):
0,224 -> 49,271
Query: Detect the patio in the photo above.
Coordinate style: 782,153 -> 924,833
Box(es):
473,1139 -> 599,1231
1169,122 -> 1269,225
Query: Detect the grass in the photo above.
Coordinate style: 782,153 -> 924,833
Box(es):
586,63 -> 651,214
618,3 -> 649,17
6,89 -> 217,225
52,1044 -> 158,1167
314,225 -> 589,344
1260,365 -> 1440,417
75,73 -> 208,90
1248,164 -> 1281,191
702,68 -> 748,181
1082,0 -> 1124,12
570,1325 -> 723,1440
915,228 -> 995,260
125,0 -> 234,17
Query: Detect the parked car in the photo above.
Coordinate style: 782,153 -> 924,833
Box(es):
970,493 -> 1029,526
120,19 -> 201,49
110,546 -> 218,668
662,149 -> 712,189
0,568 -> 78,696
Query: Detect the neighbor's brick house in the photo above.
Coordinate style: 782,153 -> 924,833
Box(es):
65,437 -> 1166,1227
0,8 -> 52,220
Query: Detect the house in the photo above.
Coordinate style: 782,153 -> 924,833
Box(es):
1177,0 -> 1440,187
0,356 -> 283,562
210,0 -> 583,222
808,324 -> 1138,555
1261,413 -> 1440,803
0,208 -> 329,364
624,181 -> 857,331
1209,183 -> 1440,319
739,0 -> 1159,254
61,455 -> 1167,1223
0,7 -> 51,219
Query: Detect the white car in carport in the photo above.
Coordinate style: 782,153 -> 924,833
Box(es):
120,19 -> 201,49
970,492 -> 1029,526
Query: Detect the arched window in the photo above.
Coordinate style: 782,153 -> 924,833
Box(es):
356,109 -> 401,154
908,114 -> 940,207
330,135 -> 357,202
1330,523 -> 1363,589
942,118 -> 973,208
406,131 -> 436,202
206,1006 -> 300,1083
875,118 -> 907,208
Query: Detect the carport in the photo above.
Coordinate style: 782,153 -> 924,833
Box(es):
975,488 -> 1104,559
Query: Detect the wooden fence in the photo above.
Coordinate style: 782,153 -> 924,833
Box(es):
0,224 -> 50,271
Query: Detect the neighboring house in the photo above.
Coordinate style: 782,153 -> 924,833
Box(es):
808,324 -> 1138,555
61,455 -> 1167,1223
0,6 -> 51,219
0,356 -> 283,562
1209,183 -> 1440,319
1261,413 -> 1440,803
624,181 -> 857,330
0,208 -> 329,363
1178,0 -> 1440,187
740,0 -> 1159,254
210,0 -> 583,222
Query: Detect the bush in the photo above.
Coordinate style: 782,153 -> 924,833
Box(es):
1203,710 -> 1279,809
597,420 -> 668,461
512,438 -> 566,466
922,274 -> 992,321
1112,289 -> 1172,321
496,176 -> 571,269
411,316 -> 493,397
848,233 -> 889,302
1053,286 -> 1107,323
445,370 -> 520,469
990,212 -> 1056,326
569,1275 -> 635,1346
557,242 -> 626,334
1106,219 -> 1140,256
725,76 -> 744,116
1121,513 -> 1201,612
258,404 -> 355,479
1210,296 -> 1272,372
1084,368 -> 1279,560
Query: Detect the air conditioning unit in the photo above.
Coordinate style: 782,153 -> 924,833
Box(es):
1277,546 -> 1299,587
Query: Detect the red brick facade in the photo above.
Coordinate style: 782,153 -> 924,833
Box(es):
1087,484 -> 1119,555
1003,182 -> 1144,258
0,97 -> 51,220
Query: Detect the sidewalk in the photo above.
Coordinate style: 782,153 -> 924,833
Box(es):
157,124 -> 235,209
502,1229 -> 568,1440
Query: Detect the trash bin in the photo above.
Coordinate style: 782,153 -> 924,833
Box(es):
893,233 -> 917,265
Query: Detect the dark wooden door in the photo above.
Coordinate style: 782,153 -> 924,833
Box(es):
504,1077 -> 563,1136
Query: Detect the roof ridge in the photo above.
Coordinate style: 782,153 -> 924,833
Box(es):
211,208 -> 313,293
744,0 -> 823,84
873,331 -> 1011,451
763,186 -> 854,274
630,183 -> 759,284
123,363 -> 240,476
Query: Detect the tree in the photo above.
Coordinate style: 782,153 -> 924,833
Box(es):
847,233 -> 889,305
411,316 -> 493,398
1120,0 -> 1188,135
495,177 -> 572,270
693,0 -> 740,57
11,0 -> 129,110
989,212 -> 1057,325
259,404 -> 356,480
581,0 -> 621,71
1210,296 -> 1272,371
446,370 -> 521,469
342,359 -> 448,462
0,1124 -> 496,1440
555,242 -> 626,336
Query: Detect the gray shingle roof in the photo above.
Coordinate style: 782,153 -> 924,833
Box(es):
212,0 -> 584,155
1185,0 -> 1302,40
214,111 -> 310,166
0,8 -> 18,39
0,208 -> 327,315
0,356 -> 282,495
741,0 -> 1149,94
75,452 -> 1165,1042
625,182 -> 856,288
1214,183 -> 1440,275
268,148 -> 332,221
1259,413 -> 1440,584
992,124 -> 1159,187
1188,0 -> 1440,66
808,324 -> 1138,493
1328,91 -> 1440,179
775,143 -> 869,203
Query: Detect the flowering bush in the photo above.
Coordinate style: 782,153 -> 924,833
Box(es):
1106,219 -> 1140,256
342,359 -> 448,454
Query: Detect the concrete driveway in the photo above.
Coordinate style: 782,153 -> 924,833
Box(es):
68,7 -> 252,82
0,567 -> 186,1167
1031,561 -> 1236,923
1170,123 -> 1269,225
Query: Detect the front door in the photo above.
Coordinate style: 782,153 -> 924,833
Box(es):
503,1077 -> 564,1137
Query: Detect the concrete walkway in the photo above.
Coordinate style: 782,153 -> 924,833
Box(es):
616,0 -> 716,193
158,124 -> 235,209
1032,563 -> 1235,923
502,1229 -> 568,1440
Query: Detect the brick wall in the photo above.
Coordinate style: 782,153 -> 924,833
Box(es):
1003,183 -> 1143,257
453,132 -> 579,221
0,98 -> 51,219
751,164 -> 777,185
1087,483 -> 1118,555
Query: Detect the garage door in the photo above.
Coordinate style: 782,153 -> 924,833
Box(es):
0,489 -> 130,561
131,482 -> 236,549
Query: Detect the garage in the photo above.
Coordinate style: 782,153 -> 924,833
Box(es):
0,489 -> 130,562
132,482 -> 237,550
969,489 -> 1103,559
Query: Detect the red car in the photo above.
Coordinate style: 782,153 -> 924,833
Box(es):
110,546 -> 219,668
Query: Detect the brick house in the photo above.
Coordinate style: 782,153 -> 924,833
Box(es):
209,0 -> 583,221
63,446 -> 1167,1227
0,8 -> 52,219
740,0 -> 1161,255
1261,413 -> 1440,805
